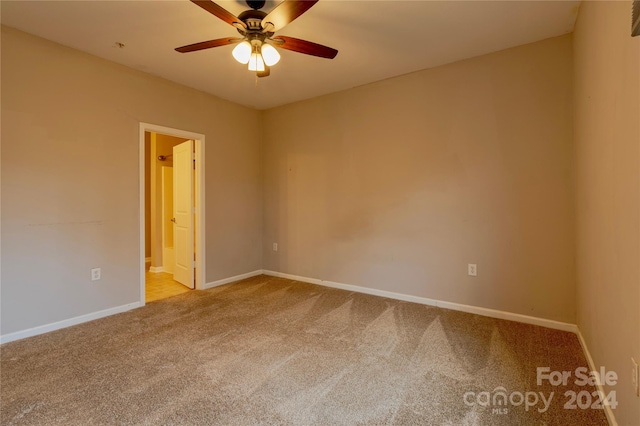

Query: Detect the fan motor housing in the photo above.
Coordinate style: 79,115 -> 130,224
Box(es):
238,10 -> 266,30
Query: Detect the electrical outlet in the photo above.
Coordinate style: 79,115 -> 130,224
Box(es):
91,268 -> 101,281
273,243 -> 278,252
632,358 -> 638,396
468,264 -> 477,276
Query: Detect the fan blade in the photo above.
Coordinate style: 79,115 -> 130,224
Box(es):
272,36 -> 338,59
261,0 -> 318,32
176,37 -> 243,53
191,0 -> 246,30
258,66 -> 271,78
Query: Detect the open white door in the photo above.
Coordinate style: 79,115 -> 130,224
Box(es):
172,140 -> 194,289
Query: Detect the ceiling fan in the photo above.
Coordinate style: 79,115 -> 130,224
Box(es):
175,0 -> 338,77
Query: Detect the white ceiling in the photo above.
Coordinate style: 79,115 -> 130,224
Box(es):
1,0 -> 579,110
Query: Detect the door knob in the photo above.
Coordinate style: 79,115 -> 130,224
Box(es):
171,218 -> 176,223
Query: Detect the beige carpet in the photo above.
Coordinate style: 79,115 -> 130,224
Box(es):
1,275 -> 607,425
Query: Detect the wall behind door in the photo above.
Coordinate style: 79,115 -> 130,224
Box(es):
144,132 -> 151,260
149,133 -> 187,270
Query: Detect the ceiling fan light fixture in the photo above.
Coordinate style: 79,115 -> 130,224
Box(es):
261,43 -> 281,66
248,52 -> 265,72
176,0 -> 339,78
232,41 -> 252,64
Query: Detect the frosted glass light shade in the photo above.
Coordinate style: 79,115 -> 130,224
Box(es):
232,41 -> 252,64
261,44 -> 280,66
248,52 -> 265,72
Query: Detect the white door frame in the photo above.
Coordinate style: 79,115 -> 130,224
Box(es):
139,123 -> 206,304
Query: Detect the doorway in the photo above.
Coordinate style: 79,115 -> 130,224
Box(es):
139,123 -> 206,305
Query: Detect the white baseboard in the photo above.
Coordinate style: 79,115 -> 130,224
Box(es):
262,270 -> 577,333
148,266 -> 164,273
0,268 -> 582,370
262,270 -> 322,286
204,270 -> 263,289
0,302 -> 142,345
0,270 -> 261,345
576,329 -> 618,426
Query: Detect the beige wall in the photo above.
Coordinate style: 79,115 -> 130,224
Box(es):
574,2 -> 640,424
0,26 -> 263,335
263,35 -> 575,323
